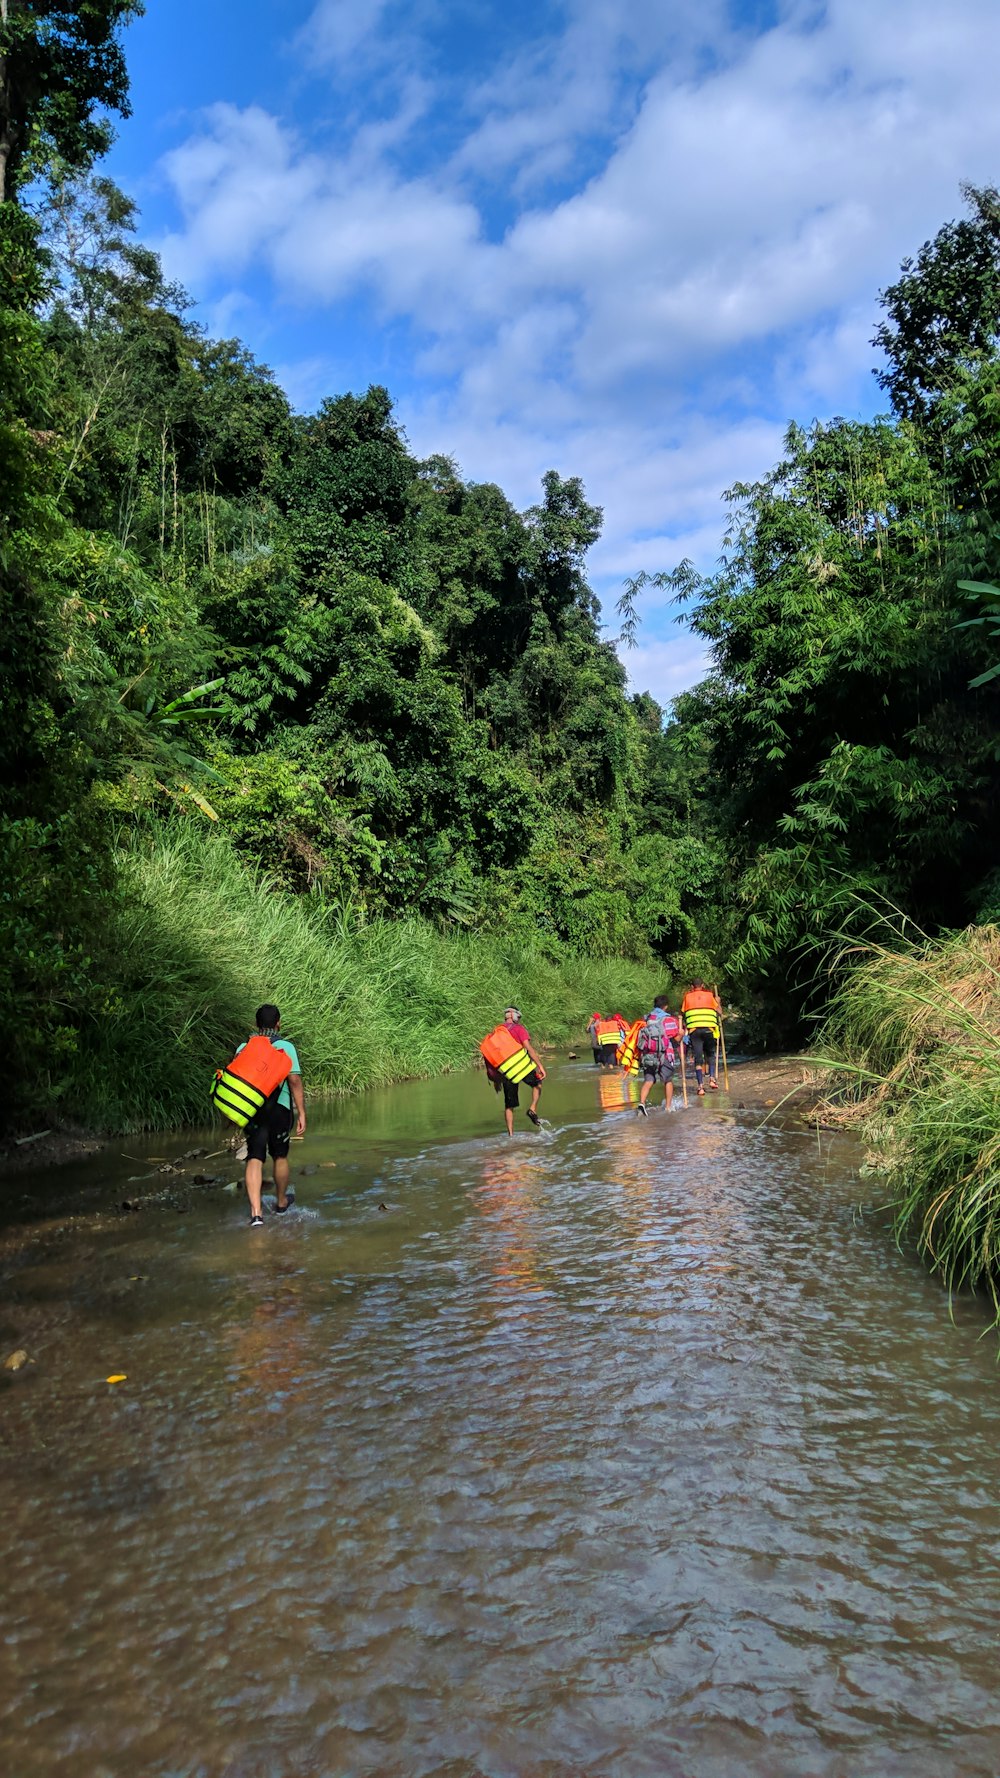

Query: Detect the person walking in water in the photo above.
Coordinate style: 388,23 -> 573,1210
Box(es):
681,980 -> 722,1097
593,1012 -> 625,1068
636,996 -> 680,1116
237,1004 -> 306,1226
480,1007 -> 546,1136
586,1012 -> 603,1067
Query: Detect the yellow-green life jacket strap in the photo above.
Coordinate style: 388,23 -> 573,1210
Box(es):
497,1046 -> 534,1083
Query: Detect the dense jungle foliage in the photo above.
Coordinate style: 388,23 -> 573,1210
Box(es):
5,5 -> 1000,1133
659,183 -> 1000,1042
0,6 -> 707,1128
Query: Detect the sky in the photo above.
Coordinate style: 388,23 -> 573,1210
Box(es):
103,0 -> 1000,707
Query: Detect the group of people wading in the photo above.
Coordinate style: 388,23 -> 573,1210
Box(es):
596,980 -> 725,1112
213,983 -> 725,1224
479,980 -> 725,1135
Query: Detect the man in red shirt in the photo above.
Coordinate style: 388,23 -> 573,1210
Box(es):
491,1006 -> 546,1136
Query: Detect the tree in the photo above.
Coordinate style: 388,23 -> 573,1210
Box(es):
874,183 -> 1000,429
0,1 -> 143,200
670,416 -> 1000,1033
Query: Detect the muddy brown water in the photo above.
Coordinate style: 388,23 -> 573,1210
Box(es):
2,1063 -> 1000,1778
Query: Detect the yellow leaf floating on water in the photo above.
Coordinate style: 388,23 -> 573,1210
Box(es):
106,1374 -> 127,1384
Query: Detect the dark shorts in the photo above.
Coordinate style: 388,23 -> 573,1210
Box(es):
600,1043 -> 619,1065
642,1060 -> 675,1083
502,1069 -> 540,1110
245,1100 -> 293,1162
688,1029 -> 718,1068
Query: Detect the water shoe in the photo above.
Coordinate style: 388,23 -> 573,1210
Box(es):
274,1192 -> 296,1214
249,1215 -> 264,1229
636,1103 -> 648,1118
526,1109 -> 540,1126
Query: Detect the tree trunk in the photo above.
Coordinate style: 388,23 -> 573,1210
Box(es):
0,0 -> 14,204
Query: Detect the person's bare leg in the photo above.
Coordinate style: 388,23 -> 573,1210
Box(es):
529,1085 -> 541,1117
274,1154 -> 291,1209
504,1106 -> 515,1136
666,1079 -> 674,1110
245,1158 -> 264,1218
640,1078 -> 652,1108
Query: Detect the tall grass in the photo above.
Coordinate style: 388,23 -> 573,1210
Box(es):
66,825 -> 662,1130
818,923 -> 1000,1312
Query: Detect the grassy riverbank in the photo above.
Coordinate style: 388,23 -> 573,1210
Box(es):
58,827 -> 661,1132
818,924 -> 1000,1312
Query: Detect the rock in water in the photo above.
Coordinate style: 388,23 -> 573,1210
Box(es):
4,1350 -> 29,1372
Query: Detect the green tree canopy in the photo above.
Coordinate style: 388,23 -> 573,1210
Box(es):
0,2 -> 143,199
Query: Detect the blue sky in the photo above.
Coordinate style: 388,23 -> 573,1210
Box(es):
105,0 -> 1000,705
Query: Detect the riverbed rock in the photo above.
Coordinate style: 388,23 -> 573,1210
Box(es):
191,1173 -> 221,1186
4,1350 -> 29,1371
300,1164 -> 318,1176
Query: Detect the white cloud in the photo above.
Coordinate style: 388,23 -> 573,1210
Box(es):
270,353 -> 343,414
454,0 -> 732,192
154,0 -> 1000,699
297,0 -> 393,70
624,633 -> 712,709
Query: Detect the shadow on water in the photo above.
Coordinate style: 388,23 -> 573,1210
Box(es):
2,1064 -> 1000,1778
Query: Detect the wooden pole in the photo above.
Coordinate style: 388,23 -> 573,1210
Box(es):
714,985 -> 730,1091
679,1031 -> 688,1107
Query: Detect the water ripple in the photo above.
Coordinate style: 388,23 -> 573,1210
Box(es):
2,1078 -> 1000,1776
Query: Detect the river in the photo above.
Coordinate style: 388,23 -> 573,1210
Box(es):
2,1063 -> 999,1778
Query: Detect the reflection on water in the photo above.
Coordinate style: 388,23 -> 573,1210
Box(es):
2,1065 -> 1000,1778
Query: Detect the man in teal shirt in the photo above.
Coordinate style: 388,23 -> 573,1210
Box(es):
236,1004 -> 306,1227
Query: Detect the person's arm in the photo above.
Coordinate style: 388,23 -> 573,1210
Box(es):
524,1035 -> 546,1079
289,1071 -> 306,1136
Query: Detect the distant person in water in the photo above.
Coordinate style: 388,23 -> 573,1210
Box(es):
636,995 -> 680,1116
237,1004 -> 306,1227
483,1007 -> 546,1136
590,1012 -> 626,1067
681,980 -> 722,1097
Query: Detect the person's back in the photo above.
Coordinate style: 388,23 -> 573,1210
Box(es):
681,981 -> 720,1095
595,1014 -> 621,1068
636,1006 -> 677,1114
681,984 -> 720,1029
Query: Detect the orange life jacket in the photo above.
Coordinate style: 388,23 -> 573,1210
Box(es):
682,989 -> 720,1033
211,1034 -> 293,1127
596,1018 -> 621,1044
480,1025 -> 536,1083
617,1018 -> 643,1076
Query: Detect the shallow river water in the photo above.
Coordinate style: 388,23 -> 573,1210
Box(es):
2,1063 -> 1000,1778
